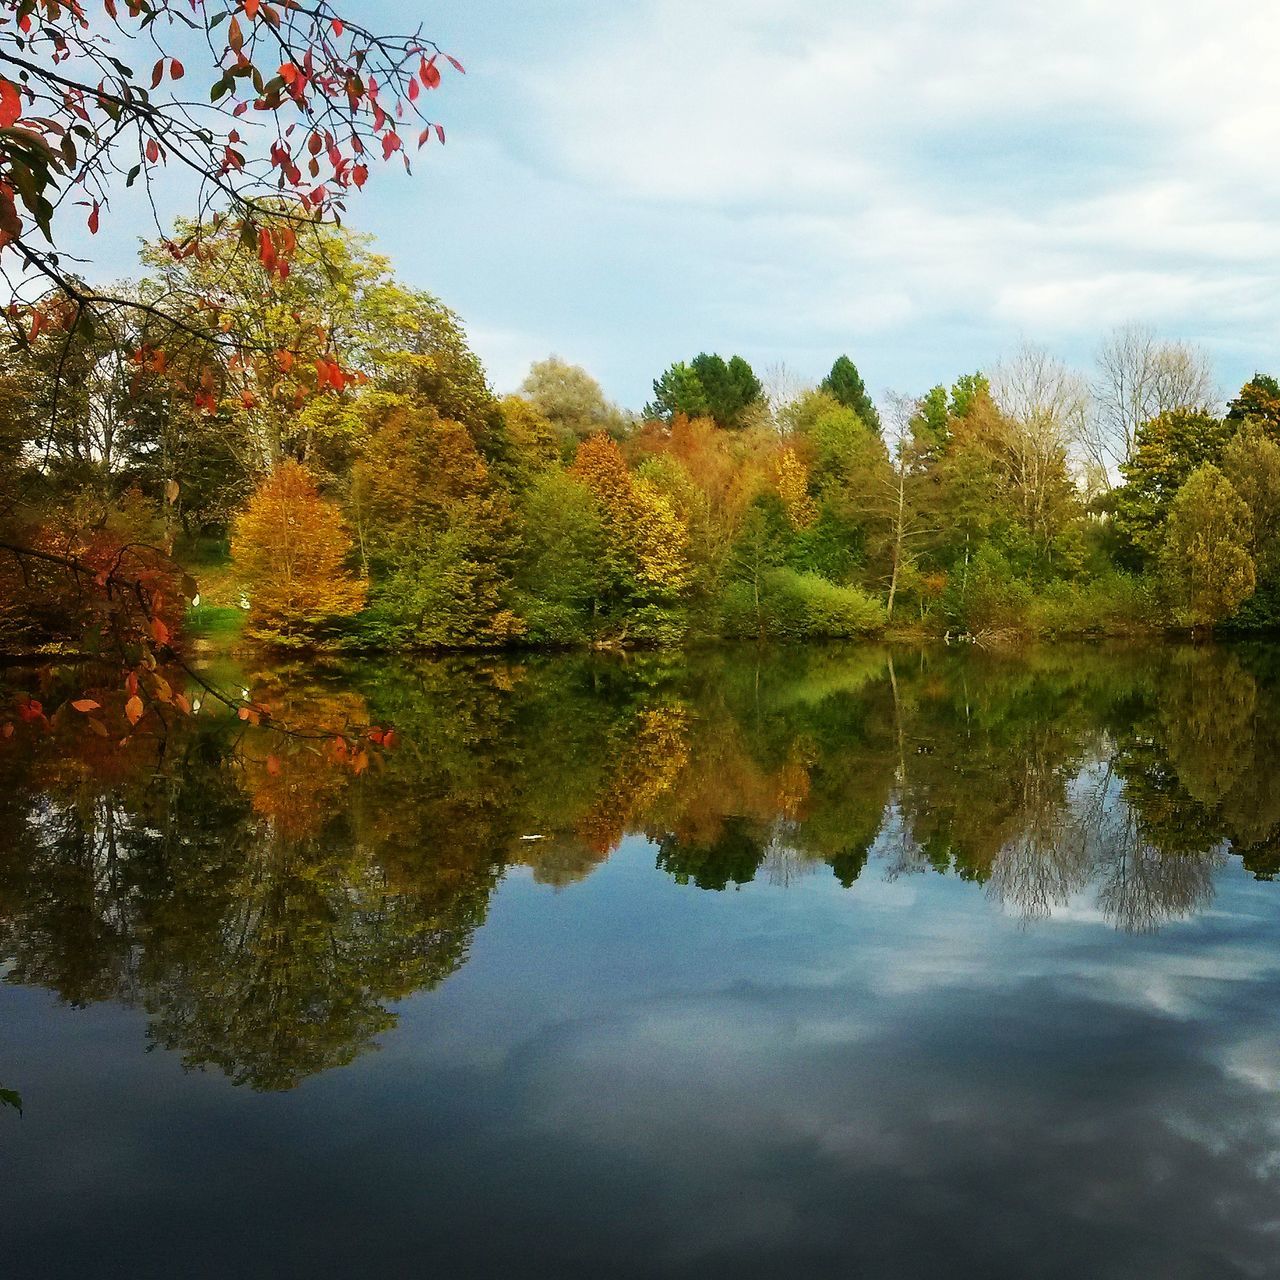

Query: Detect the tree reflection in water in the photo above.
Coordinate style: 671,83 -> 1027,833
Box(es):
2,641 -> 1278,1088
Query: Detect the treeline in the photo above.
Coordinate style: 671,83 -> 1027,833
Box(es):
3,218 -> 1279,651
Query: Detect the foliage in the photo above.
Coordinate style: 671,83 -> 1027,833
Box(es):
645,353 -> 762,429
520,356 -> 628,444
721,567 -> 885,641
1158,464 -> 1255,628
1112,409 -> 1238,566
231,461 -> 366,646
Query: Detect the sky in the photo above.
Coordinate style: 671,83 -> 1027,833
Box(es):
72,0 -> 1280,410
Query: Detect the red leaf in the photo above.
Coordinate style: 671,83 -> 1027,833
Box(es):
146,138 -> 160,163
279,62 -> 298,85
170,59 -> 184,80
150,59 -> 164,89
87,201 -> 100,235
331,18 -> 344,36
245,0 -> 260,17
445,55 -> 466,74
351,163 -> 368,189
381,133 -> 401,159
434,123 -> 446,144
0,79 -> 21,128
420,57 -> 441,89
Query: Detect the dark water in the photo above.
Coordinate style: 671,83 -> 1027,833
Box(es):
5,643 -> 1280,1278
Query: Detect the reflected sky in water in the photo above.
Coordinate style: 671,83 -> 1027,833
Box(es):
5,643 -> 1280,1277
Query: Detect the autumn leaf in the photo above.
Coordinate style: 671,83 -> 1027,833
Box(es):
0,78 -> 21,128
125,695 -> 144,726
70,699 -> 101,713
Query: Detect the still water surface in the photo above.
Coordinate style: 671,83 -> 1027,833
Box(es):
4,643 -> 1280,1277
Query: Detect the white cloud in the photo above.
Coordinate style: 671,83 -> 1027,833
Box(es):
467,0 -> 1280,392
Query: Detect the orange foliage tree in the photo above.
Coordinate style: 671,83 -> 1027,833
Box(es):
231,460 -> 366,646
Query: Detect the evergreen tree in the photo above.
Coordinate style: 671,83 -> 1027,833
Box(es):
645,362 -> 710,423
821,355 -> 882,433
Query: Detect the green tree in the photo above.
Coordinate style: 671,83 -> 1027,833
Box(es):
1158,464 -> 1255,628
689,353 -> 764,429
645,361 -> 710,423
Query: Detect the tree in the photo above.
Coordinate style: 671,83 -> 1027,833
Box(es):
645,361 -> 710,424
520,356 -> 627,444
0,0 -> 462,729
569,433 -> 691,635
988,344 -> 1087,545
350,395 -> 520,647
1221,423 -> 1280,582
821,356 -> 881,433
0,1 -> 460,322
1158,464 -> 1255,628
516,470 -> 605,640
1226,374 -> 1280,438
690,353 -> 763,429
231,461 -> 366,646
1089,325 -> 1217,480
1112,409 -> 1237,565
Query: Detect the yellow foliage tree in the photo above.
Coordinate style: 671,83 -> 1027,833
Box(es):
232,461 -> 367,646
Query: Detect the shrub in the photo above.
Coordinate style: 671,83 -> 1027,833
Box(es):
1026,573 -> 1161,636
720,569 -> 885,641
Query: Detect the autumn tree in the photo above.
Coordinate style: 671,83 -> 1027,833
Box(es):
231,460 -> 365,646
0,0 -> 463,724
569,432 -> 691,638
351,394 -> 521,647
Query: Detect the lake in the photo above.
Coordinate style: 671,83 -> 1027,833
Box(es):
4,642 -> 1280,1277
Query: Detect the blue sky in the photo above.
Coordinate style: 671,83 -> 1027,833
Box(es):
78,0 -> 1280,409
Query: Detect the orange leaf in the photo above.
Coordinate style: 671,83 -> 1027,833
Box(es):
70,699 -> 100,713
266,753 -> 281,776
152,617 -> 171,647
125,695 -> 144,726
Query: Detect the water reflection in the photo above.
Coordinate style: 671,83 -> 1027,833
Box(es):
3,642 -> 1279,1089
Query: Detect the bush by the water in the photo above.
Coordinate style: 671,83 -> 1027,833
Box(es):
721,569 -> 885,641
